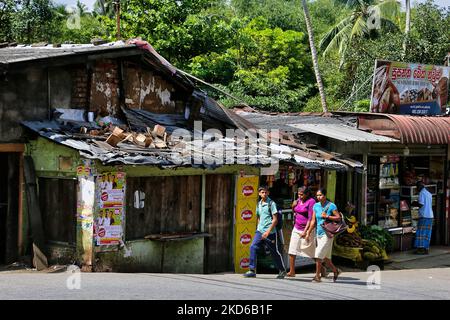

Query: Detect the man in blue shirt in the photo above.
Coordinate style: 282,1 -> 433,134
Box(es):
412,181 -> 434,254
243,186 -> 287,279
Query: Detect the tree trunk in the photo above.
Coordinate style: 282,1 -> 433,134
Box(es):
301,0 -> 328,112
405,0 -> 411,35
402,0 -> 411,57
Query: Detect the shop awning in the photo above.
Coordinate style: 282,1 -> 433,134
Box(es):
358,114 -> 450,145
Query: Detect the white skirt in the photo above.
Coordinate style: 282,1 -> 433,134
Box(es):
288,228 -> 316,258
315,234 -> 334,260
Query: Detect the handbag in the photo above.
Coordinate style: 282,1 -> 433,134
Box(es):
321,212 -> 347,238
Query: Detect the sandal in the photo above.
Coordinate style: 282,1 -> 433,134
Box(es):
312,276 -> 321,283
286,272 -> 295,277
333,268 -> 342,282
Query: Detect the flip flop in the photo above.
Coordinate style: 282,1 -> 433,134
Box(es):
312,276 -> 321,283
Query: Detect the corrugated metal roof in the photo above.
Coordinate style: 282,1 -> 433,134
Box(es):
233,110 -> 357,134
358,115 -> 450,144
289,123 -> 399,142
0,40 -> 196,93
0,42 -> 137,65
22,118 -> 354,170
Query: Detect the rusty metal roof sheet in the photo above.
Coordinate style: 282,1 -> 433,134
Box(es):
358,114 -> 450,145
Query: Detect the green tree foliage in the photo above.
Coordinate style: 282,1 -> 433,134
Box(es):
405,0 -> 450,65
116,0 -> 220,63
93,0 -> 115,17
0,0 -> 105,44
231,0 -> 303,31
1,0 -> 447,114
0,0 -> 17,42
189,17 -> 316,111
330,2 -> 450,111
10,0 -> 54,43
319,0 -> 400,68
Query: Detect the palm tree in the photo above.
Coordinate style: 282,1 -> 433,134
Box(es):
319,0 -> 400,67
301,0 -> 328,112
94,0 -> 115,17
76,0 -> 89,16
402,0 -> 410,56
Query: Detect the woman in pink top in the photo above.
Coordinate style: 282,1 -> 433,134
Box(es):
287,186 -> 316,277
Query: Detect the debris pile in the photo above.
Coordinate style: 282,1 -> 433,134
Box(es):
81,122 -> 170,150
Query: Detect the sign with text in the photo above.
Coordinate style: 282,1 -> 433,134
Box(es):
94,172 -> 126,246
370,60 -> 449,115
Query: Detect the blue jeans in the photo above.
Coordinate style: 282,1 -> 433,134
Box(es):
249,230 -> 286,272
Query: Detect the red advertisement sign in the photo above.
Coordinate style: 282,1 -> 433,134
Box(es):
241,210 -> 253,221
242,186 -> 254,197
370,60 -> 449,115
240,258 -> 250,269
240,234 -> 252,245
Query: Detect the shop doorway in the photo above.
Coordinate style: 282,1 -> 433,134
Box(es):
204,174 -> 233,274
0,153 -> 20,265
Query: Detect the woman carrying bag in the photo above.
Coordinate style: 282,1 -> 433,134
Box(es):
286,187 -> 316,277
311,188 -> 342,283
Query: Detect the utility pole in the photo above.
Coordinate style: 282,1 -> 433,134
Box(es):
115,0 -> 121,40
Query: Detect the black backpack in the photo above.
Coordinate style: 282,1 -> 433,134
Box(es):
268,200 -> 283,231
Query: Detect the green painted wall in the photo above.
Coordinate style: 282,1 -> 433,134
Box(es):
27,137 -> 80,177
93,238 -> 204,273
28,137 -> 259,178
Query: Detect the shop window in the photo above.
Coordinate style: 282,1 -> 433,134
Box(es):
38,178 -> 77,245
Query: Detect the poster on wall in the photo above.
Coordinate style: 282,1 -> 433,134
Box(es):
234,175 -> 259,274
94,172 -> 126,246
370,60 -> 449,115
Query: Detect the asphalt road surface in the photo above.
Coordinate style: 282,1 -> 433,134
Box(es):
0,265 -> 449,300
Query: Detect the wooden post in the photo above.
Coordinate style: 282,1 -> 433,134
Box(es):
23,156 -> 48,270
201,174 -> 206,233
361,153 -> 368,225
18,153 -> 24,256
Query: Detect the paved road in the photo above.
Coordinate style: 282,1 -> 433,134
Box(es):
0,265 -> 449,300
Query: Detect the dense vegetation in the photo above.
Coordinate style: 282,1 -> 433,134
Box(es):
1,0 -> 449,112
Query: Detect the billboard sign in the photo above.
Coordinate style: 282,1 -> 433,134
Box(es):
370,60 -> 449,115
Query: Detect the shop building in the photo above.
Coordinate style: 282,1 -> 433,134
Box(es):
0,41 -> 262,273
234,107 -> 450,252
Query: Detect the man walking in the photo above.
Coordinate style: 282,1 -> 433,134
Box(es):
413,181 -> 434,254
244,186 -> 287,279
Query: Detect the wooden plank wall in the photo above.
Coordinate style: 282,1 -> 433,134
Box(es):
204,174 -> 233,273
5,153 -> 19,263
125,176 -> 201,239
38,178 -> 77,244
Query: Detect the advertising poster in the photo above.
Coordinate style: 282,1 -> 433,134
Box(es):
370,60 -> 449,115
94,172 -> 126,246
234,175 -> 259,273
236,176 -> 259,202
76,160 -> 95,267
235,201 -> 257,225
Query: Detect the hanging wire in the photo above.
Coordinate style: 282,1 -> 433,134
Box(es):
337,73 -> 374,111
